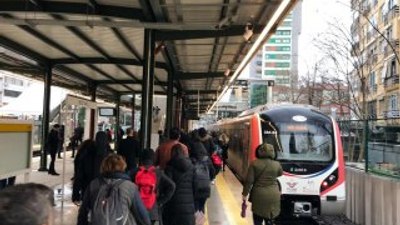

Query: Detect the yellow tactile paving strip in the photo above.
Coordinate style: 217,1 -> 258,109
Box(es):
214,174 -> 250,225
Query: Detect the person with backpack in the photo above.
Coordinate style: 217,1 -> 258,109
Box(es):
163,144 -> 196,225
242,144 -> 283,225
77,154 -> 151,225
133,149 -> 176,225
190,131 -> 214,213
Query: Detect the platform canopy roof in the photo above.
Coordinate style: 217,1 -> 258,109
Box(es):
0,0 -> 298,113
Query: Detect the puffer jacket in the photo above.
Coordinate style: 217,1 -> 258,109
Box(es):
77,172 -> 151,225
242,144 -> 283,219
163,156 -> 195,225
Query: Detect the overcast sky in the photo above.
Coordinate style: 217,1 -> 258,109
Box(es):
298,0 -> 352,76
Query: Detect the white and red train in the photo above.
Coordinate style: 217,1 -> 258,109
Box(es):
211,104 -> 345,216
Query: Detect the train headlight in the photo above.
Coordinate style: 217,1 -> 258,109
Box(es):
320,169 -> 338,193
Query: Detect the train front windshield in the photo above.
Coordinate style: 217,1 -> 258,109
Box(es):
260,109 -> 334,162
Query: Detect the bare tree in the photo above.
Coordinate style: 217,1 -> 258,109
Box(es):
311,0 -> 400,162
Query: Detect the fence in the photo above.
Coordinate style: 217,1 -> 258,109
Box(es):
338,118 -> 400,179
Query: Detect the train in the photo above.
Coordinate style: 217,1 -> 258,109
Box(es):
210,104 -> 345,216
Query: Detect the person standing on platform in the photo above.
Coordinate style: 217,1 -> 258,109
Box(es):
219,133 -> 229,172
47,124 -> 60,176
155,127 -> 189,170
163,144 -> 195,225
77,154 -> 151,225
133,149 -> 176,225
117,127 -> 141,174
72,139 -> 96,203
242,144 -> 283,225
70,125 -> 84,158
198,128 -> 215,156
93,131 -> 112,179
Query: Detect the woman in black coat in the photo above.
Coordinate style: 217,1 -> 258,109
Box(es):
163,144 -> 195,225
72,139 -> 96,202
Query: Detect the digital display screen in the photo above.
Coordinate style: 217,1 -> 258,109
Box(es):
283,124 -> 308,132
99,107 -> 115,116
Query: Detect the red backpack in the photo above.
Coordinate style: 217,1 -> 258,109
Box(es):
211,153 -> 223,167
135,166 -> 157,210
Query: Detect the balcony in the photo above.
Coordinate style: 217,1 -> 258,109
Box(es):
383,110 -> 400,118
384,39 -> 399,57
383,6 -> 399,25
384,74 -> 399,88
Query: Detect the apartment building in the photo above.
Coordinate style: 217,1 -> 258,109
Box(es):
247,1 -> 302,108
0,71 -> 31,107
351,0 -> 400,118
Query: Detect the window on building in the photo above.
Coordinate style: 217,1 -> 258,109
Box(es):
4,89 -> 22,97
389,94 -> 398,111
369,71 -> 376,86
264,70 -> 276,76
390,59 -> 397,76
386,26 -> 393,40
265,46 -> 275,51
256,61 -> 262,66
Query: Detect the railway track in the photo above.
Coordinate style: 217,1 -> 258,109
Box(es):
276,216 -> 320,225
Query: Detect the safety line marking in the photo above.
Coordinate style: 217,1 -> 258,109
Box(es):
204,204 -> 209,225
215,174 -> 249,225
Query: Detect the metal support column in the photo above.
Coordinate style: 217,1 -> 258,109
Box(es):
175,92 -> 182,128
115,95 -> 121,150
140,29 -> 155,150
166,71 -> 174,134
39,65 -> 52,171
89,83 -> 97,139
131,94 -> 136,130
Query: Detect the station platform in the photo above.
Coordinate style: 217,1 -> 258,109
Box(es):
15,152 -> 253,225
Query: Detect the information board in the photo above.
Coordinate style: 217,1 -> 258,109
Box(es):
0,120 -> 33,180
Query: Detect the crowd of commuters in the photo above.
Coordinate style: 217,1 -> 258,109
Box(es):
0,125 -> 282,225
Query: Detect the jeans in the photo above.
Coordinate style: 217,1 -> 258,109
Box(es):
49,150 -> 57,172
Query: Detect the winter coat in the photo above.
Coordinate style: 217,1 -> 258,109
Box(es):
242,144 -> 283,219
199,135 -> 215,156
191,141 -> 215,182
132,165 -> 176,222
163,156 -> 195,225
117,136 -> 141,171
155,140 -> 189,169
77,172 -> 151,225
47,129 -> 59,153
72,141 -> 97,202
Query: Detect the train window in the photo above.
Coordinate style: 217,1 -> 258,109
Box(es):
261,120 -> 334,162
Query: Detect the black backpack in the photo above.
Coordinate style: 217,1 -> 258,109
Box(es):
193,157 -> 211,199
89,179 -> 128,225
